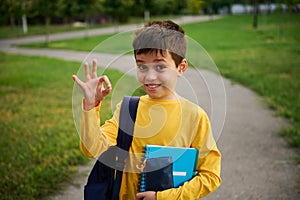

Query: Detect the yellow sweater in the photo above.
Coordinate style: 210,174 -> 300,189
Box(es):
80,95 -> 221,200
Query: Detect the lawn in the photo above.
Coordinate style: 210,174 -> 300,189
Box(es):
19,13 -> 300,150
0,53 -> 143,199
183,14 -> 300,148
19,30 -> 134,54
1,13 -> 299,199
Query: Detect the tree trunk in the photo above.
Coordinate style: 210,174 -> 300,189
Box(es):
10,15 -> 16,29
253,0 -> 259,29
279,7 -> 284,39
266,0 -> 271,14
84,16 -> 89,40
45,16 -> 51,45
22,14 -> 28,34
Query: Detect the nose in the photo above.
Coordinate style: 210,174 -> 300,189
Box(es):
145,68 -> 157,82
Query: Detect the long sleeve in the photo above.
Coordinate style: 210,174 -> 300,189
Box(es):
80,103 -> 120,158
79,96 -> 221,199
156,148 -> 221,199
156,107 -> 222,199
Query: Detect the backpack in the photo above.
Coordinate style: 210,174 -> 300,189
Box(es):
84,96 -> 140,200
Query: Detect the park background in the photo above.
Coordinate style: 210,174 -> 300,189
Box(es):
0,0 -> 299,199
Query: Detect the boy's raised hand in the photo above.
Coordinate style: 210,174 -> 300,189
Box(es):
72,59 -> 112,110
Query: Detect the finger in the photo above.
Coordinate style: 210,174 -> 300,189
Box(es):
99,75 -> 112,90
135,192 -> 144,199
72,75 -> 85,88
91,59 -> 97,79
135,192 -> 149,200
84,62 -> 91,81
136,192 -> 148,197
97,76 -> 112,93
97,76 -> 112,98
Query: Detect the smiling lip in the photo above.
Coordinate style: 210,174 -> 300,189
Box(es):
144,84 -> 161,91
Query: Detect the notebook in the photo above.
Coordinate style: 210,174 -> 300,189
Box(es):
141,145 -> 199,189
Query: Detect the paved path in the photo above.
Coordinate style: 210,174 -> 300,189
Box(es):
1,16 -> 299,200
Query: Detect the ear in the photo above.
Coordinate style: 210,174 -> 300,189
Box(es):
177,58 -> 188,77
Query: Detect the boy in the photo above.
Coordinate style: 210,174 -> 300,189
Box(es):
72,20 -> 221,200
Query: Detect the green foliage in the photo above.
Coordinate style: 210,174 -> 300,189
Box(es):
31,0 -> 60,18
0,0 -> 193,26
0,0 -> 22,26
187,0 -> 204,14
103,0 -> 134,23
152,0 -> 179,15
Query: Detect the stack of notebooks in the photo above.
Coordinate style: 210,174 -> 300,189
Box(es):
139,145 -> 199,192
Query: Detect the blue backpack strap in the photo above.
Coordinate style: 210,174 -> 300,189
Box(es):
112,96 -> 140,199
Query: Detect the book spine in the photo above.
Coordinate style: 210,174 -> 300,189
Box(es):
139,147 -> 148,192
139,171 -> 146,192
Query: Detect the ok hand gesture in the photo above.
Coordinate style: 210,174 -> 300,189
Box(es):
72,59 -> 112,110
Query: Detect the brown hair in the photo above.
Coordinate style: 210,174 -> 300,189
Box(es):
133,20 -> 186,67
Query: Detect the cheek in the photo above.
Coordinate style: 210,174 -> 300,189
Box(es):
136,71 -> 144,83
161,71 -> 177,83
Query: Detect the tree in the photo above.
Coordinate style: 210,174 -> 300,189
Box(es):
75,0 -> 99,21
144,0 -> 154,13
0,0 -> 33,33
130,0 -> 146,17
57,0 -> 80,24
21,0 -> 33,34
1,0 -> 22,28
152,0 -> 178,15
76,0 -> 100,38
187,0 -> 204,14
202,0 -> 234,15
32,0 -> 60,44
103,0 -> 134,23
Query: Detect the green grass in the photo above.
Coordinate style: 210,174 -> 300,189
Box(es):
18,13 -> 300,151
0,24 -> 95,39
18,31 -> 134,54
19,34 -> 114,51
182,14 -> 300,149
0,52 -> 144,199
2,13 -> 299,199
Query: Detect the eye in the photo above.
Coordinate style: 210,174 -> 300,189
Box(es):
156,65 -> 166,71
137,65 -> 148,71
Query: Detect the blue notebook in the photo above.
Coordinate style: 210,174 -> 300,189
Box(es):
143,145 -> 199,188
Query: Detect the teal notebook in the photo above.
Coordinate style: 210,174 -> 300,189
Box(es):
143,145 -> 199,188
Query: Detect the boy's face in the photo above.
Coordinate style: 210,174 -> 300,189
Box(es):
135,50 -> 186,100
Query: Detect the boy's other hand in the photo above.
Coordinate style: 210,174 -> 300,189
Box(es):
135,191 -> 157,200
72,59 -> 112,110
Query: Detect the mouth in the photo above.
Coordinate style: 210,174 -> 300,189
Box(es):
144,84 -> 161,91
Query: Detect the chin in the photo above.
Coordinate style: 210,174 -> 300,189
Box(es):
147,93 -> 162,99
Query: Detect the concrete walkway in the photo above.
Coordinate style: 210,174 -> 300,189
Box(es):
1,16 -> 299,200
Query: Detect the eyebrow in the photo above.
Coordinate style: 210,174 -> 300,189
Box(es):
135,59 -> 144,63
136,58 -> 167,64
153,58 -> 167,62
